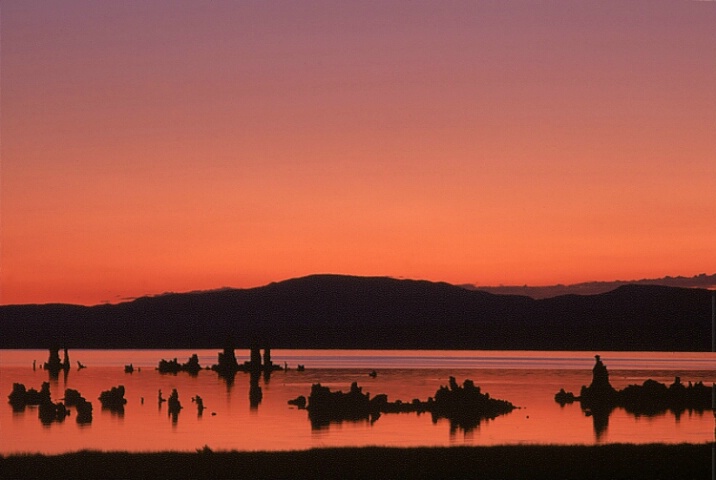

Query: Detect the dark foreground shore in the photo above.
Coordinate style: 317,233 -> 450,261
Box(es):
1,444 -> 712,479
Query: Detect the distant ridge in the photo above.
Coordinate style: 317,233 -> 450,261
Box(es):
0,275 -> 711,351
465,273 -> 716,299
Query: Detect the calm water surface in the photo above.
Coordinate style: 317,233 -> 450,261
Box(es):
1,350 -> 713,454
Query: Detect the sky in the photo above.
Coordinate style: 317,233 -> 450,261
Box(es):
1,1 -> 715,306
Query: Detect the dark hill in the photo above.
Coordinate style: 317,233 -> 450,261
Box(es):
0,275 -> 711,350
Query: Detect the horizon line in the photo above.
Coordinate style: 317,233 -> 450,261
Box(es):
2,272 -> 714,308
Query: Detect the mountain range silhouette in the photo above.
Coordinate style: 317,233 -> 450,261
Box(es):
0,275 -> 711,350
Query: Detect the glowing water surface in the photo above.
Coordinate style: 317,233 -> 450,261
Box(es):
1,350 -> 713,453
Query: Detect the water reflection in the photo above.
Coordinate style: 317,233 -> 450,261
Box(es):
555,356 -> 714,442
3,350 -> 714,454
300,377 -> 517,434
585,405 -> 611,441
216,368 -> 272,411
167,388 -> 182,424
99,385 -> 126,417
44,347 -> 71,381
192,395 -> 206,416
218,371 -> 236,390
249,372 -> 263,410
213,346 -> 278,410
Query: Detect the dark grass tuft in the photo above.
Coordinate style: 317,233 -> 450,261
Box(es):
0,443 -> 711,479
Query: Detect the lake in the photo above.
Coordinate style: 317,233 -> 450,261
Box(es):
1,349 -> 714,454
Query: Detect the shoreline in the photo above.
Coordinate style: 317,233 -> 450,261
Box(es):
1,443 -> 712,479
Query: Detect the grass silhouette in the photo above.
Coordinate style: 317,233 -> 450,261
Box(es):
1,443 -> 711,479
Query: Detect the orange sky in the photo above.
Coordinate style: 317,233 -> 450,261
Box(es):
2,1 -> 715,305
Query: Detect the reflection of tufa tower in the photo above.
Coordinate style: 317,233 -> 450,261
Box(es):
217,346 -> 238,371
263,348 -> 273,370
46,347 -> 62,371
250,346 -> 262,370
63,348 -> 70,370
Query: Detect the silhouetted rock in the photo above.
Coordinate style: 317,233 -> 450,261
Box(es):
288,395 -> 307,409
571,355 -> 619,416
8,382 -> 75,425
7,382 -> 51,411
44,347 -> 71,377
63,389 -> 83,406
555,355 -> 714,437
8,383 -> 29,411
158,354 -> 202,375
64,388 -> 93,424
39,399 -> 68,425
184,354 -> 202,374
18,382 -> 66,425
302,378 -> 516,431
158,358 -> 181,373
620,377 -> 712,416
554,388 -> 576,405
307,382 -> 373,428
213,344 -> 240,377
370,393 -> 389,411
211,346 -> 283,378
429,377 -> 516,431
192,395 -> 205,415
37,382 -> 52,404
75,396 -> 93,424
263,348 -> 274,370
168,388 -> 182,415
99,385 -> 127,413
